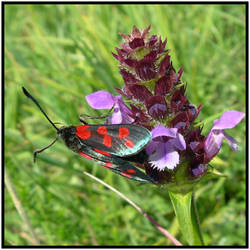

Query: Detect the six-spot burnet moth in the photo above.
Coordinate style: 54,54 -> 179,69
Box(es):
22,87 -> 155,184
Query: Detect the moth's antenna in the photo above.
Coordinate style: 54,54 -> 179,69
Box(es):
22,87 -> 59,131
22,87 -> 60,161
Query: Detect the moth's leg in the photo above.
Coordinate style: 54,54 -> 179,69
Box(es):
79,105 -> 114,124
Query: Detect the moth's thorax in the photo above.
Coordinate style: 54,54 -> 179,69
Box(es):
58,126 -> 82,152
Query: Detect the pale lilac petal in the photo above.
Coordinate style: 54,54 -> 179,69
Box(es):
212,111 -> 245,130
149,104 -> 167,114
86,91 -> 115,109
163,150 -> 179,170
190,141 -> 199,151
223,132 -> 239,152
175,122 -> 186,130
115,96 -> 133,117
148,142 -> 179,171
205,130 -> 224,159
205,110 -> 245,159
146,140 -> 157,155
151,125 -> 177,139
109,97 -> 134,124
171,133 -> 186,150
192,164 -> 207,176
110,109 -> 123,124
110,106 -> 133,124
148,104 -> 167,118
146,125 -> 186,170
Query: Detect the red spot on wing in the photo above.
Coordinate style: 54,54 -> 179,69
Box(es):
97,126 -> 107,135
79,152 -> 93,160
127,169 -> 136,174
125,139 -> 134,148
121,172 -> 132,178
97,126 -> 112,147
119,127 -> 130,139
103,135 -> 112,148
76,125 -> 91,140
105,162 -> 113,168
102,161 -> 113,169
94,148 -> 111,156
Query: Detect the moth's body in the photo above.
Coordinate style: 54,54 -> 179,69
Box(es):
57,124 -> 153,183
22,87 -> 155,184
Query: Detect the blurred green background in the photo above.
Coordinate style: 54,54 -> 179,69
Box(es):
4,4 -> 246,246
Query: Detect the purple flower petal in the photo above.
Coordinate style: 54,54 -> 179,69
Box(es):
205,130 -> 225,159
146,125 -> 186,170
86,91 -> 115,109
149,104 -> 167,117
86,91 -> 134,125
148,142 -> 179,171
151,125 -> 177,139
146,139 -> 157,155
145,96 -> 168,120
190,141 -> 199,151
204,110 -> 245,159
191,164 -> 207,177
110,96 -> 134,124
212,111 -> 245,130
171,133 -> 186,151
223,132 -> 240,152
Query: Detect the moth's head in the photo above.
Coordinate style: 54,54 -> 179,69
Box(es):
58,126 -> 82,152
58,126 -> 77,140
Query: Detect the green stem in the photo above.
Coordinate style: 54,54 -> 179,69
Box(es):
169,190 -> 204,246
5,167 -> 40,245
191,192 -> 204,245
